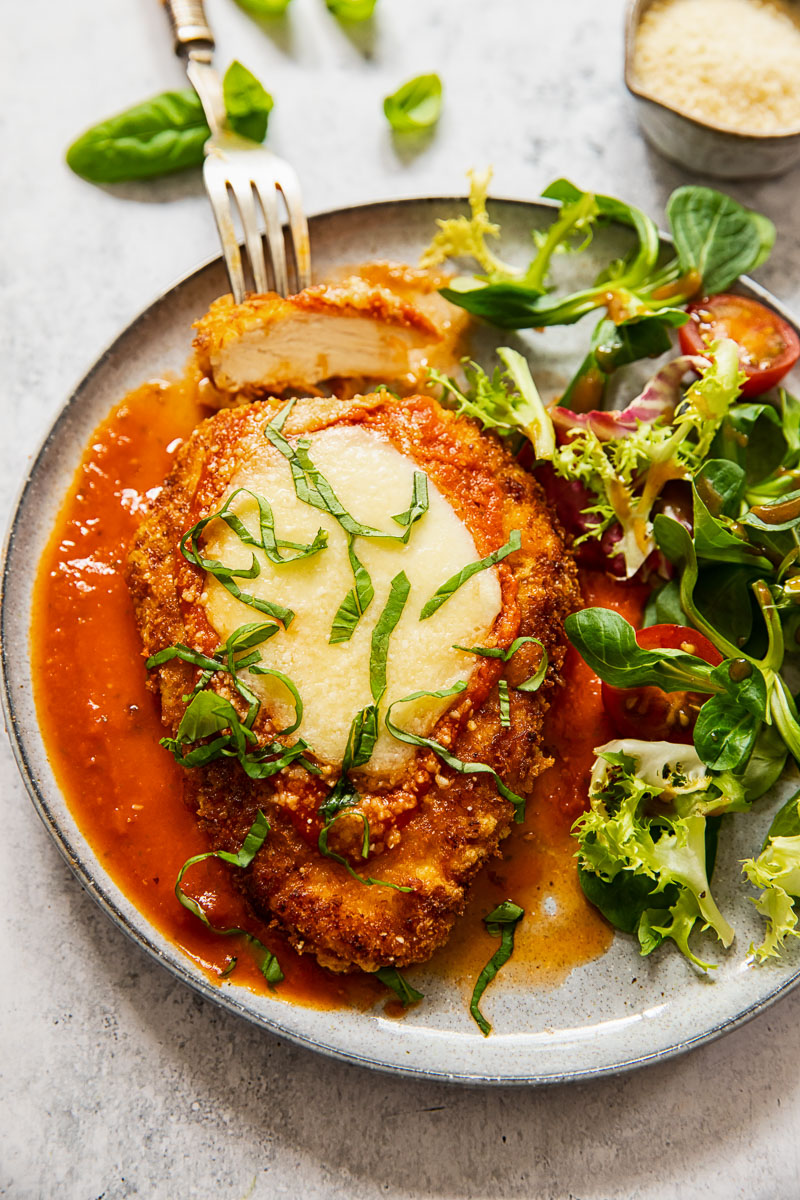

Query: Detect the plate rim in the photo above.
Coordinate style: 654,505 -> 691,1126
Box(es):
4,193 -> 800,1087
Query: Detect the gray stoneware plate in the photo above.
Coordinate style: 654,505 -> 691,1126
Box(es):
4,197 -> 800,1086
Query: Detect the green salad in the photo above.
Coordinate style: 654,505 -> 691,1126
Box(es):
422,171 -> 800,970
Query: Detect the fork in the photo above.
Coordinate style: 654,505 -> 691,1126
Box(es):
163,0 -> 311,301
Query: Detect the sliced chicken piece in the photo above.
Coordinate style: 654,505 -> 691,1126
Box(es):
193,278 -> 440,404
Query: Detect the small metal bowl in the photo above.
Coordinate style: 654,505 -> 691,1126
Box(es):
625,0 -> 800,179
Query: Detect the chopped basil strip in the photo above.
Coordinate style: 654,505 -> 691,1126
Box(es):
498,679 -> 511,728
419,530 -> 521,620
217,487 -> 328,565
329,537 -> 375,644
385,684 -> 528,822
453,635 -> 549,694
150,627 -> 316,779
174,811 -> 284,988
370,572 -> 411,703
375,966 -> 424,1006
180,514 -> 294,627
469,900 -> 524,1036
317,702 -> 412,891
392,471 -> 429,529
265,402 -> 429,546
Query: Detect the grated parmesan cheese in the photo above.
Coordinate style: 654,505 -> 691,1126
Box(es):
632,0 -> 800,134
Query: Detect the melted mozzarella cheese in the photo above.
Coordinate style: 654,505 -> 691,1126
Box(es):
201,424 -> 502,778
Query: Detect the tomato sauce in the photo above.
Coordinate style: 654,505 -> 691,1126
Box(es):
31,373 -> 646,1014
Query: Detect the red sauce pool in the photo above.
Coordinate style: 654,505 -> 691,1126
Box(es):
30,373 -> 646,1013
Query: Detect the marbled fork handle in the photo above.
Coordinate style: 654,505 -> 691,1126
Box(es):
163,0 -> 214,54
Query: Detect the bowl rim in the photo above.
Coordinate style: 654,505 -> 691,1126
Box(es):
623,0 -> 800,143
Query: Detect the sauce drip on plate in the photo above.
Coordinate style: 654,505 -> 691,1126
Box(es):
31,372 -> 645,1014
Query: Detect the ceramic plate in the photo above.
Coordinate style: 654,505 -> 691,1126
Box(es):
4,197 -> 800,1085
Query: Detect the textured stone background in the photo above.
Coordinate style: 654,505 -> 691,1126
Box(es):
3,1 -> 800,1196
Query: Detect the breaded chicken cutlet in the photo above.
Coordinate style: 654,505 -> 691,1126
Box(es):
127,390 -> 578,974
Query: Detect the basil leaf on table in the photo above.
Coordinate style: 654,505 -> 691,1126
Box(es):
666,187 -> 776,295
383,74 -> 443,133
67,64 -> 273,184
223,61 -> 274,143
327,0 -> 378,17
66,90 -> 210,183
235,0 -> 292,14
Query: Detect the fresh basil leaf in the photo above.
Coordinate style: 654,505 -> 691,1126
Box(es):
66,90 -> 209,183
174,811 -> 284,987
469,900 -> 524,1036
383,74 -> 443,133
327,0 -> 377,18
385,685 -> 527,821
666,187 -> 775,294
370,573 -> 411,703
318,812 -> 412,892
329,538 -> 375,645
693,695 -> 760,771
180,516 -> 294,627
235,0 -> 291,14
375,966 -> 423,1006
222,61 -> 273,143
565,608 -> 720,693
420,530 -> 520,620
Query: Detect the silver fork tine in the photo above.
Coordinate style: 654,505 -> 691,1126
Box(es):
228,177 -> 269,295
203,155 -> 246,303
277,170 -> 311,292
254,179 -> 289,297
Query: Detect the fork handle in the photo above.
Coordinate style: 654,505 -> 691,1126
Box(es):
163,0 -> 214,53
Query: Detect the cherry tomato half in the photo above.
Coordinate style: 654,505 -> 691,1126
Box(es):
601,624 -> 723,744
678,293 -> 800,398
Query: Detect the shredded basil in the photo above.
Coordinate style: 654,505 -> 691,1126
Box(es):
216,487 -> 328,565
264,402 -> 429,546
498,679 -> 511,728
149,624 -> 316,778
375,966 -> 424,1006
329,537 -> 375,644
469,900 -> 524,1036
174,810 -> 284,987
419,530 -> 521,620
370,572 -> 411,703
385,684 -> 528,822
454,634 -> 549,693
392,472 -> 429,529
180,515 -> 294,627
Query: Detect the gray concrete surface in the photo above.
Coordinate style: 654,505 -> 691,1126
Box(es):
3,0 -> 800,1196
